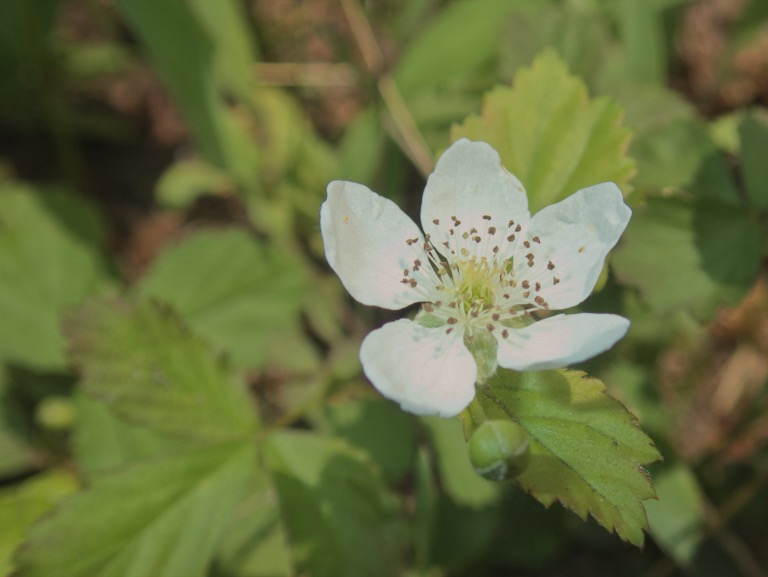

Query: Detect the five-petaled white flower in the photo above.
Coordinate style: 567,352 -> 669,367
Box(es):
321,139 -> 631,418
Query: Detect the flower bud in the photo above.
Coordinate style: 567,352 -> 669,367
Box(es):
468,420 -> 530,481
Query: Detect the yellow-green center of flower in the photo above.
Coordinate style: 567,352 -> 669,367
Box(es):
452,257 -> 501,311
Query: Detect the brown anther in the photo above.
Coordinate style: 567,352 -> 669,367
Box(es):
443,241 -> 450,248
510,280 -> 517,288
528,260 -> 534,267
492,313 -> 500,321
553,277 -> 560,285
522,280 -> 530,289
406,238 -> 418,246
414,259 -> 422,267
446,327 -> 454,334
434,300 -> 442,307
535,282 -> 541,292
503,293 -> 510,299
526,253 -> 534,260
488,226 -> 496,235
523,240 -> 531,248
547,261 -> 555,270
449,229 -> 455,235
501,329 -> 509,339
403,269 -> 409,276
508,219 -> 515,227
507,234 -> 515,242
408,279 -> 417,288
447,317 -> 458,325
483,215 -> 492,220
471,311 -> 479,318
487,324 -> 495,332
433,218 -> 440,225
492,246 -> 499,253
533,236 -> 541,243
473,236 -> 482,243
523,290 -> 530,298
515,224 -> 522,232
423,302 -> 434,312
535,296 -> 546,306
448,302 -> 456,308
400,279 -> 409,284
470,227 -> 478,234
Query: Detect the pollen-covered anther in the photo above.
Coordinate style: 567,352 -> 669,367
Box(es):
535,296 -> 548,308
483,215 -> 492,221
507,234 -> 515,242
501,329 -> 509,339
447,317 -> 458,325
535,282 -> 541,292
523,240 -> 531,248
548,261 -> 555,270
522,280 -> 530,289
488,226 -> 496,235
433,218 -> 440,225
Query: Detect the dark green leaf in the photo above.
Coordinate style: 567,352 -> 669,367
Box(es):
612,197 -> 761,318
739,109 -> 768,210
266,431 -> 404,577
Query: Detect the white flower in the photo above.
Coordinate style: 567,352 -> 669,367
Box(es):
320,139 -> 631,417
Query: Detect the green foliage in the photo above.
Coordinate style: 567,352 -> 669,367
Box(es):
0,184 -> 113,370
612,197 -> 761,318
16,443 -> 256,577
65,297 -> 259,441
452,51 -> 635,212
136,229 -> 305,371
266,431 -> 404,577
465,369 -> 661,546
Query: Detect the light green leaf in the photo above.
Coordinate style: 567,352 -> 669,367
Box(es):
0,470 -> 78,576
646,464 -> 705,568
72,393 -> 182,478
739,109 -> 768,210
466,369 -> 660,546
65,297 -> 258,441
155,159 -> 234,209
136,229 -> 305,371
612,197 -> 761,318
421,416 -> 499,508
452,50 -> 635,212
15,443 -> 256,577
266,431 -> 404,577
0,184 -> 112,370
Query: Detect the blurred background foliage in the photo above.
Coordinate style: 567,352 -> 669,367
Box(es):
1,0 -> 768,576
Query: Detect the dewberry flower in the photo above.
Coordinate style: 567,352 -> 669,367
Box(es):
320,139 -> 631,417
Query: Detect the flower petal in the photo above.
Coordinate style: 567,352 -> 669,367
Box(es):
512,182 -> 631,310
496,313 -> 629,371
360,319 -> 477,417
421,139 -> 529,260
321,180 -> 434,309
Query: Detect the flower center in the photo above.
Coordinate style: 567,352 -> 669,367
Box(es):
452,257 -> 502,311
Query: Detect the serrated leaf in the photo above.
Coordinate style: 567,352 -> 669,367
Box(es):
0,470 -> 78,576
266,431 -> 404,577
466,369 -> 660,546
452,50 -> 635,212
65,297 -> 258,441
136,229 -> 305,371
15,443 -> 256,577
0,185 -> 113,369
612,197 -> 761,318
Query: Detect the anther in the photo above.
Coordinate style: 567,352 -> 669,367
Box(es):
535,282 -> 541,292
535,296 -> 547,307
526,253 -> 534,260
487,324 -> 495,332
492,313 -> 500,321
423,303 -> 434,312
408,279 -> 417,288
523,240 -> 530,248
433,218 -> 440,225
508,219 -> 515,227
547,261 -> 555,270
522,280 -> 530,289
473,236 -> 481,243
483,215 -> 492,220
501,329 -> 509,339
533,236 -> 541,243
447,317 -> 458,325
553,277 -> 560,285
507,234 -> 515,242
515,224 -> 522,232
523,290 -> 530,298
488,226 -> 496,235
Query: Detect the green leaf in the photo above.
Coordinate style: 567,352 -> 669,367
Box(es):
155,159 -> 234,209
115,0 -> 258,187
15,443 -> 256,577
72,393 -> 182,478
0,470 -> 78,576
324,399 -> 416,485
394,0 -> 520,98
421,416 -> 499,508
646,464 -> 705,568
612,197 -> 761,318
0,184 -> 113,369
266,431 -> 404,577
739,109 -> 768,210
452,50 -> 635,212
135,229 -> 305,371
466,369 -> 660,546
211,468 -> 292,577
65,297 -> 258,442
